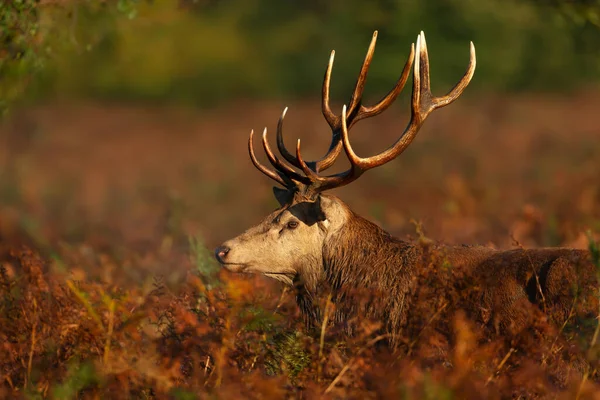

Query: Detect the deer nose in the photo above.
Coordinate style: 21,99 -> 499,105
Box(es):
214,245 -> 230,263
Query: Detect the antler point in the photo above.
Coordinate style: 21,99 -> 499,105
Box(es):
420,32 -> 427,48
415,34 -> 422,56
250,31 -> 472,194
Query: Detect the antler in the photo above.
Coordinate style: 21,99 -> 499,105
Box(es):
249,30 -> 414,187
249,31 -> 476,195
275,31 -> 415,173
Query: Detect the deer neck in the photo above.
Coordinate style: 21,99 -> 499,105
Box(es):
322,212 -> 418,289
293,211 -> 419,331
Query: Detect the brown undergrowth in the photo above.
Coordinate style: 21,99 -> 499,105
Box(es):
0,97 -> 599,398
1,235 -> 599,399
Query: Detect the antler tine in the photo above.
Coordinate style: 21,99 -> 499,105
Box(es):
274,48 -> 340,173
296,139 -> 321,182
303,31 -> 475,193
322,50 -> 338,128
275,105 -> 340,173
248,129 -> 288,188
261,128 -> 310,184
313,33 -> 415,173
275,107 -> 301,168
431,39 -> 476,109
352,43 -> 414,124
346,31 -> 379,119
313,32 -> 379,174
253,31 -> 475,194
292,105 -> 361,192
341,31 -> 476,172
275,31 -> 416,176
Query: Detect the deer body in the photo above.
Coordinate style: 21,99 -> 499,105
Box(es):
214,31 -> 596,345
219,192 -> 594,345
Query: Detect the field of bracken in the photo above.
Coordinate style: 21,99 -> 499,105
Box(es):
0,91 -> 599,399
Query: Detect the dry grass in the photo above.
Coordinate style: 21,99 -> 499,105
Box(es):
0,92 -> 599,398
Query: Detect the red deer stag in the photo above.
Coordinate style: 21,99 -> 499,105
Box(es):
214,31 -> 596,346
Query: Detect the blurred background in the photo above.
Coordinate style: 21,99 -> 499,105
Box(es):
1,0 -> 599,284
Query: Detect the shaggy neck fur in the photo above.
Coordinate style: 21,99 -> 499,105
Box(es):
291,203 -> 594,346
294,207 -> 421,342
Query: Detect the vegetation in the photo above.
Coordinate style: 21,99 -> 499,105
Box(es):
1,0 -> 144,116
2,0 -> 600,114
0,93 -> 599,397
1,0 -> 600,398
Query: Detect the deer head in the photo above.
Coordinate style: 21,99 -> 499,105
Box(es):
214,31 -> 476,286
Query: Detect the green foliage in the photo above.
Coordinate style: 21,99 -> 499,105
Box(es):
588,230 -> 600,268
264,331 -> 311,380
0,0 -> 42,117
2,0 -> 600,112
541,0 -> 600,27
241,307 -> 309,380
241,306 -> 283,333
0,0 -> 143,116
188,234 -> 220,289
0,170 -> 22,206
401,374 -> 455,400
51,362 -> 101,400
169,388 -> 198,400
60,0 -> 600,104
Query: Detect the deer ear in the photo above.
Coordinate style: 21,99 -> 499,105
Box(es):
273,187 -> 294,206
314,195 -> 327,221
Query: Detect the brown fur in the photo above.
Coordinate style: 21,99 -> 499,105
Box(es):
214,31 -> 596,348
216,194 -> 596,348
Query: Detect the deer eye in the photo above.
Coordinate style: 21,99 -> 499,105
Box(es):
286,220 -> 299,230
